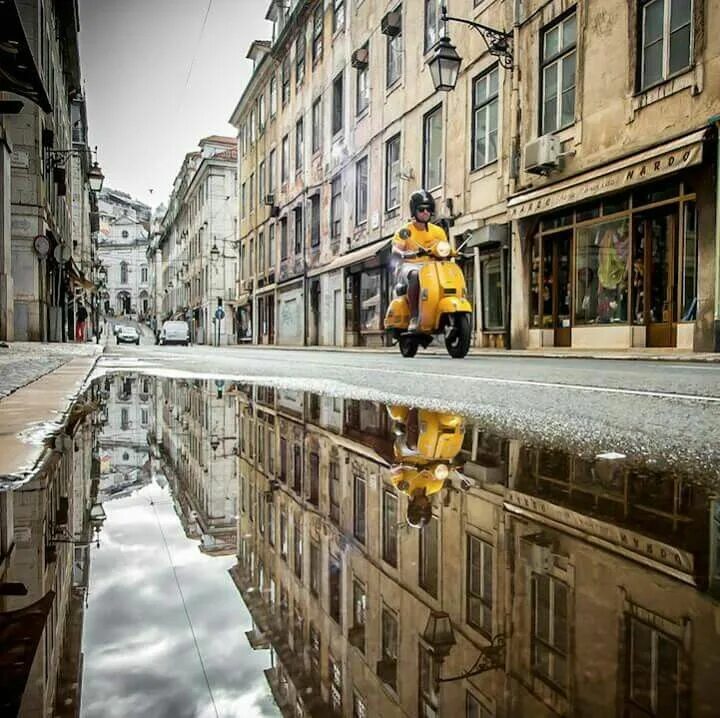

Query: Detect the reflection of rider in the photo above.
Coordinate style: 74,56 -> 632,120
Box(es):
392,189 -> 447,332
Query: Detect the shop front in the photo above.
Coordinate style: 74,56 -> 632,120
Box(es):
255,286 -> 275,345
276,279 -> 304,346
509,129 -> 716,351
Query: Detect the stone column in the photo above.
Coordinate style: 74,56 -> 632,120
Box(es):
0,126 -> 14,341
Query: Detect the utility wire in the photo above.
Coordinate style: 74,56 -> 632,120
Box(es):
149,498 -> 220,718
176,0 -> 214,115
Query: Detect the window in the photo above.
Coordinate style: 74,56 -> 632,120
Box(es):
379,608 -> 398,691
423,105 -> 443,189
387,6 -> 403,87
333,0 -> 344,33
310,194 -> 321,248
310,541 -> 320,596
280,509 -> 288,559
120,261 -> 128,284
295,118 -> 304,174
312,98 -> 322,153
249,173 -> 255,212
268,148 -> 276,192
640,0 -> 693,90
481,255 -> 505,330
332,72 -> 344,135
281,135 -> 289,183
258,93 -> 266,132
467,535 -> 493,635
466,693 -> 492,718
355,156 -> 368,226
281,55 -> 291,106
269,75 -> 277,117
295,31 -> 306,86
329,553 -> 342,624
121,230 -> 129,238
331,175 -> 342,240
268,223 -> 276,269
419,517 -> 438,597
424,0 -> 442,51
541,11 -> 577,134
312,5 -> 324,63
627,616 -> 682,716
309,451 -> 319,506
280,217 -> 288,260
293,444 -> 302,494
356,45 -> 369,115
385,134 -> 401,211
293,206 -> 303,255
250,107 -> 256,143
382,490 -> 398,566
472,66 -> 499,169
294,519 -> 303,579
141,266 -> 148,282
258,161 -> 265,202
419,644 -> 438,717
532,573 -> 568,691
353,475 -> 367,543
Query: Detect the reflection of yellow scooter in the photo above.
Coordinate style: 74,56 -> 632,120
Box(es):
387,406 -> 466,528
384,236 -> 473,359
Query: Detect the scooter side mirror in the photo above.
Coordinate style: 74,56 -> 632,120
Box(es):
395,282 -> 407,296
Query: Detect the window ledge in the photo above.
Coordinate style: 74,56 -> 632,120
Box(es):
631,70 -> 697,116
356,108 -> 369,122
385,78 -> 402,97
470,159 -> 499,178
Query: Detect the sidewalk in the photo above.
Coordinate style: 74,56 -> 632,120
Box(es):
233,342 -> 720,363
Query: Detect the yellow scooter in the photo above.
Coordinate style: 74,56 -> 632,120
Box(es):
384,235 -> 473,358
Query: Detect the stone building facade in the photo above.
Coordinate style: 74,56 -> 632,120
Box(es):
231,0 -> 720,352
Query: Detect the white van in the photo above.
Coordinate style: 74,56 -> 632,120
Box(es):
159,321 -> 190,346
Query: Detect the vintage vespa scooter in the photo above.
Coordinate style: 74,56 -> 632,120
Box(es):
384,232 -> 473,358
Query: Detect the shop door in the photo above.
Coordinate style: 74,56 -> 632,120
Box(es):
542,233 -> 572,347
333,289 -> 343,346
268,297 -> 275,344
637,211 -> 678,347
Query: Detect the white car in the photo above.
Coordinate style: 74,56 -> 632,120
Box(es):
116,326 -> 140,345
160,321 -> 190,346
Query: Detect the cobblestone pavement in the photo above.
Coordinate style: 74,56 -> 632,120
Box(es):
0,341 -> 103,400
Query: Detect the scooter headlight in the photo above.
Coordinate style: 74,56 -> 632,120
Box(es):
434,464 -> 450,481
435,240 -> 451,258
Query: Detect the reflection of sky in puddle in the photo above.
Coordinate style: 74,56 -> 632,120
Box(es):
81,481 -> 279,718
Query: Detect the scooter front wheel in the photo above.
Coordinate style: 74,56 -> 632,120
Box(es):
398,335 -> 419,358
445,313 -> 472,358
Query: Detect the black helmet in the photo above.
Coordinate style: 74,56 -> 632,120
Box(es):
409,189 -> 435,219
406,494 -> 433,529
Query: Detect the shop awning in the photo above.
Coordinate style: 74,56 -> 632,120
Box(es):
65,258 -> 95,290
0,0 -> 52,113
507,128 -> 708,220
307,237 -> 391,278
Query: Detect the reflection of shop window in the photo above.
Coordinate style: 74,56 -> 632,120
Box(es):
531,573 -> 569,692
627,616 -> 682,716
639,0 -> 692,91
472,66 -> 499,170
540,11 -> 576,135
467,534 -> 493,636
419,516 -> 439,597
481,255 -> 505,330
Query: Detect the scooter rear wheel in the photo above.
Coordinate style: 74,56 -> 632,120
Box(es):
445,313 -> 472,359
399,335 -> 419,358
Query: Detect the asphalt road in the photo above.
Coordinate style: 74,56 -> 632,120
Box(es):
99,342 -> 720,481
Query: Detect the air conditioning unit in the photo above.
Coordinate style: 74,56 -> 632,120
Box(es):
264,193 -> 275,206
524,135 -> 560,175
351,47 -> 369,70
270,205 -> 281,218
381,10 -> 402,36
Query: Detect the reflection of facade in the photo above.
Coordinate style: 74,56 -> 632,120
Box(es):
97,374 -> 151,501
1,387 -> 99,716
156,378 -> 238,554
232,389 -> 720,717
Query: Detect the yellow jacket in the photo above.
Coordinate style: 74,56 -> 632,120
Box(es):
392,221 -> 448,263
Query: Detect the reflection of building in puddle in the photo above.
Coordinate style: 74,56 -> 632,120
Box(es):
152,378 -> 238,556
97,374 -> 151,502
229,387 -> 720,718
1,385 -> 103,717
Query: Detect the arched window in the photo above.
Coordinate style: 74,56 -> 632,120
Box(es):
120,261 -> 128,284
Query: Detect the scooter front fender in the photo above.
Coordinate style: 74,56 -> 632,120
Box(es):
436,297 -> 473,319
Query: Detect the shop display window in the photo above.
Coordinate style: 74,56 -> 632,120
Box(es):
481,255 -> 504,330
681,201 -> 697,320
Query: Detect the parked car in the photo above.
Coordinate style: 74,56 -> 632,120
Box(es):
160,321 -> 190,346
116,326 -> 140,345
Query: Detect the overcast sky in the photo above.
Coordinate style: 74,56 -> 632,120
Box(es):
79,0 -> 270,211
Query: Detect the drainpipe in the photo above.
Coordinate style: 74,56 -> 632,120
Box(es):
712,116 -> 720,351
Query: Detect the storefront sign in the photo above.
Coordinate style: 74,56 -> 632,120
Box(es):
11,150 -> 29,169
508,130 -> 705,220
506,491 -> 695,574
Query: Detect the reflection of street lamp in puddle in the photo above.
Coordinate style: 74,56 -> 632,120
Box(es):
89,502 -> 107,548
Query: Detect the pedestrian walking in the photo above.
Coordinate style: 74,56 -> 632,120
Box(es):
76,301 -> 88,342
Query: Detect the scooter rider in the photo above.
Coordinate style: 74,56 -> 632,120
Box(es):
392,189 -> 448,332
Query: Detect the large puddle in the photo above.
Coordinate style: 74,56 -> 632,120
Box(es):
3,372 -> 719,717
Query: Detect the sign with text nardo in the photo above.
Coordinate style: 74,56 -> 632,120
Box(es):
508,130 -> 705,220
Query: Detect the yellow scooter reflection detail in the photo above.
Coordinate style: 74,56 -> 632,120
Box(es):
388,406 -> 466,528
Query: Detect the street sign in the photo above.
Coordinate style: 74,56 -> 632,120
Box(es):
215,307 -> 225,320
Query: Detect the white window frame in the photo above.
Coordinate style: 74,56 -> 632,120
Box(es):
355,156 -> 369,226
423,105 -> 443,191
540,12 -> 577,135
472,65 -> 499,170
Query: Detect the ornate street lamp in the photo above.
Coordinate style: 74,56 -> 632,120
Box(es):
210,242 -> 220,261
210,434 -> 220,452
87,161 -> 105,193
427,5 -> 513,93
